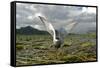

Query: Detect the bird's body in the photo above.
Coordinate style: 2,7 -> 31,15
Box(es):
36,14 -> 78,49
54,39 -> 62,49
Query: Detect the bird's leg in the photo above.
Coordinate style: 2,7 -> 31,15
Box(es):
49,44 -> 55,50
49,44 -> 53,48
55,49 -> 59,59
58,45 -> 64,57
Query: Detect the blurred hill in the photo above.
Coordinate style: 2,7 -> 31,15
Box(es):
16,26 -> 48,35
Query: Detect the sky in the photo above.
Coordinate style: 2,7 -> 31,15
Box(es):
16,3 -> 96,33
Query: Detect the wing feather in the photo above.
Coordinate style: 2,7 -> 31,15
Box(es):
38,16 -> 55,38
65,21 -> 78,33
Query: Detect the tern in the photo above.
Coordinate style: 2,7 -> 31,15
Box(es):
36,14 -> 78,49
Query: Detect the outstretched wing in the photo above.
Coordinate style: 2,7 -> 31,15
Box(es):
65,20 -> 78,33
38,16 -> 56,38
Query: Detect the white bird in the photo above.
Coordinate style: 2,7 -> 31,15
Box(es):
37,15 -> 78,49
